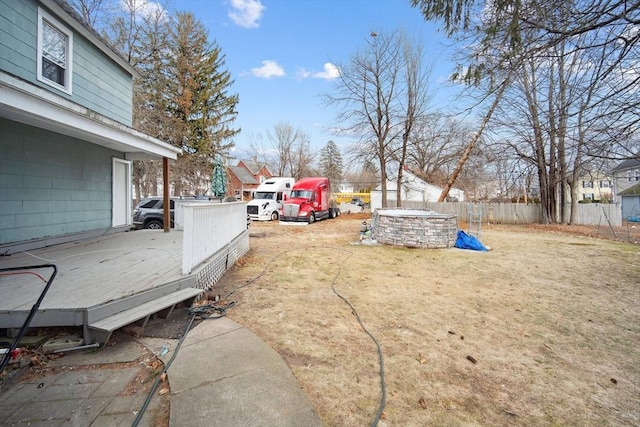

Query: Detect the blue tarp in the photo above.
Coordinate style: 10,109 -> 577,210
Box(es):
455,230 -> 488,251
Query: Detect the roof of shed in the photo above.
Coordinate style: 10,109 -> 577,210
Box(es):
619,183 -> 640,196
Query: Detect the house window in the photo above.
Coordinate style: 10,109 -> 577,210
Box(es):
636,170 -> 640,182
599,180 -> 611,188
583,193 -> 594,200
582,180 -> 593,188
37,8 -> 73,94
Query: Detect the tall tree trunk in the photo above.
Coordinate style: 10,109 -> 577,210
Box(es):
396,136 -> 409,207
395,165 -> 403,207
556,52 -> 569,224
520,62 -> 551,224
438,79 -> 508,202
380,155 -> 388,208
547,61 -> 562,224
569,105 -> 588,225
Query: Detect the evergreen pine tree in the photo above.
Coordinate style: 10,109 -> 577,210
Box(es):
319,140 -> 343,185
165,12 -> 240,194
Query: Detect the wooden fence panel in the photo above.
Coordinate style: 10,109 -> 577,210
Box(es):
385,201 -> 621,226
570,203 -> 622,227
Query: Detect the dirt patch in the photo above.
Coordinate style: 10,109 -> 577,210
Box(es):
213,216 -> 640,426
140,307 -> 203,339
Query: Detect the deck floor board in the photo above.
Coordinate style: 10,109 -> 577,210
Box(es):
0,230 -> 186,311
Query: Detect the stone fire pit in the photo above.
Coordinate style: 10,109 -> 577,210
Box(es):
372,209 -> 458,249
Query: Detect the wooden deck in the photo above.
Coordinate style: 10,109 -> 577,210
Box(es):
0,228 -> 250,345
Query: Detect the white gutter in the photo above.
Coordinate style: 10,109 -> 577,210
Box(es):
0,72 -> 180,160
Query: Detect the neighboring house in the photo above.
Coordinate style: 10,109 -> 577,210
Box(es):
613,157 -> 640,219
577,171 -> 614,202
0,0 -> 180,248
337,181 -> 355,193
238,159 -> 272,182
612,157 -> 640,197
227,160 -> 272,201
227,165 -> 259,201
373,170 -> 465,206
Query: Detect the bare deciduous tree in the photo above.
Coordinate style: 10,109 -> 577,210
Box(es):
263,122 -> 315,179
327,30 -> 409,207
487,3 -> 639,223
406,113 -> 474,185
266,121 -> 300,177
412,0 -> 639,222
289,135 -> 315,180
392,32 -> 433,207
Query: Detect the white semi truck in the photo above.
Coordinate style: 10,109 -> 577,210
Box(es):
247,177 -> 295,221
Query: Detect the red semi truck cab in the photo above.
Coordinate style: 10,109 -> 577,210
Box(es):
279,177 -> 340,224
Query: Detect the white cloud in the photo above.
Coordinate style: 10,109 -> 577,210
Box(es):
295,63 -> 340,81
251,60 -> 286,79
295,68 -> 312,79
228,0 -> 265,29
312,63 -> 340,80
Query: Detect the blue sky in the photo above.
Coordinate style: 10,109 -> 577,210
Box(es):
173,0 -> 459,158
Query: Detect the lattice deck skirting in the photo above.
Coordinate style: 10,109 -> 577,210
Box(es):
195,230 -> 250,293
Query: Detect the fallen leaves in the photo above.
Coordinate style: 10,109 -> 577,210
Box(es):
418,397 -> 428,409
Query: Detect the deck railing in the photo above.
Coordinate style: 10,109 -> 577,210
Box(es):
180,201 -> 248,274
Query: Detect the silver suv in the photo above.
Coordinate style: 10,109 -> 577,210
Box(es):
132,196 -> 251,230
132,197 -> 176,230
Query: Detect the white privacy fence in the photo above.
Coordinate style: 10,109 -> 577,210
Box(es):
180,201 -> 248,274
380,200 -> 622,227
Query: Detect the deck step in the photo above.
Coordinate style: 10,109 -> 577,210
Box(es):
87,288 -> 202,343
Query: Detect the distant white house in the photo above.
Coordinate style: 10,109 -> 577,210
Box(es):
337,180 -> 355,193
370,170 -> 464,209
577,171 -> 614,202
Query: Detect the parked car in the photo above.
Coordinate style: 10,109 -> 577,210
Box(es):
132,197 -> 175,230
132,196 -> 251,230
350,197 -> 365,207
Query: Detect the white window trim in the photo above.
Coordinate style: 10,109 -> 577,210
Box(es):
37,7 -> 73,94
112,158 -> 132,227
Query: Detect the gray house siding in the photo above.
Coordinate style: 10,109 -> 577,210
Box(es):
0,118 -> 122,244
0,0 -> 133,125
0,0 -> 37,79
69,28 -> 133,125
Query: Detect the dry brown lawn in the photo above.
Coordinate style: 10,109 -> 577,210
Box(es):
212,215 -> 640,426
